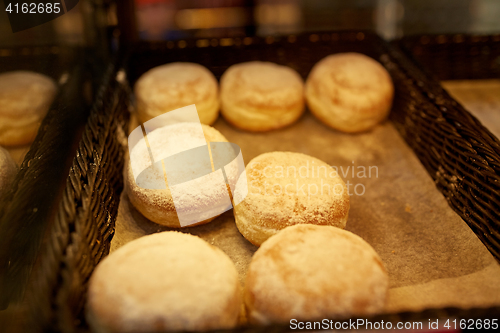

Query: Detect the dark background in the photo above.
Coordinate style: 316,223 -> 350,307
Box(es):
1,0 -> 500,47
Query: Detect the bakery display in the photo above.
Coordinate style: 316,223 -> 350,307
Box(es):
16,27 -> 496,333
244,224 -> 388,323
86,232 -> 242,332
134,62 -> 220,125
0,71 -> 57,146
0,146 -> 17,199
220,61 -> 305,132
125,122 -> 235,227
305,53 -> 394,133
233,151 -> 349,246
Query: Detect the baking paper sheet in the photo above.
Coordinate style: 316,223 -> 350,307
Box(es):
112,112 -> 500,315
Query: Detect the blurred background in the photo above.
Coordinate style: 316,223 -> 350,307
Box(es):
1,0 -> 500,47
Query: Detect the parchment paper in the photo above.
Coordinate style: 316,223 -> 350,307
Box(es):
112,111 -> 500,315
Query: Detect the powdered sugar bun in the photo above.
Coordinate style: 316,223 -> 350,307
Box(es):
0,146 -> 17,199
244,224 -> 388,324
220,62 -> 305,132
305,53 -> 394,133
135,63 -> 220,125
233,151 -> 349,246
86,232 -> 242,332
0,71 -> 57,146
125,123 -> 235,227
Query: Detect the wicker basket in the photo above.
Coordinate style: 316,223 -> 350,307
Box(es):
0,51 -> 129,332
396,33 -> 500,81
395,33 -> 500,261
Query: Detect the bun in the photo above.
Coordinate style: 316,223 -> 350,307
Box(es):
135,63 -> 219,125
0,71 -> 57,146
125,123 -> 232,227
234,151 -> 349,246
305,53 -> 394,133
244,224 -> 388,323
87,232 -> 242,332
220,62 -> 304,132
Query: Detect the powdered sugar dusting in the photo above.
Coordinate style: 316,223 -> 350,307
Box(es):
234,151 -> 349,241
221,61 -> 304,110
245,224 -> 388,322
88,232 -> 241,331
125,123 -> 231,226
135,62 -> 218,115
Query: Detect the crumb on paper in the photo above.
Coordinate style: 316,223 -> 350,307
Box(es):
405,204 -> 412,213
392,250 -> 396,254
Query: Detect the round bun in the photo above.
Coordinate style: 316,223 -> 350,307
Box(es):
87,232 -> 242,332
234,152 -> 349,246
134,63 -> 219,125
305,53 -> 394,133
220,62 -> 304,132
125,123 -> 233,227
0,71 -> 57,146
244,224 -> 388,323
0,146 -> 17,198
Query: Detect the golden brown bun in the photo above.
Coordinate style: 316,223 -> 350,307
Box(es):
234,151 -> 349,246
244,224 -> 389,324
134,63 -> 219,125
125,123 -> 232,227
220,62 -> 304,132
305,53 -> 394,133
0,146 -> 17,199
0,71 -> 57,146
87,232 -> 242,332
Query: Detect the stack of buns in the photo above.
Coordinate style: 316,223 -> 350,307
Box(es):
87,51 -> 394,331
133,54 -> 393,134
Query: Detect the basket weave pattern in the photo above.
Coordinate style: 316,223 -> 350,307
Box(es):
23,65 -> 130,331
393,34 -> 500,261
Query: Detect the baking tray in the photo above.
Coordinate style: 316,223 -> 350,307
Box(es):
3,31 -> 500,332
